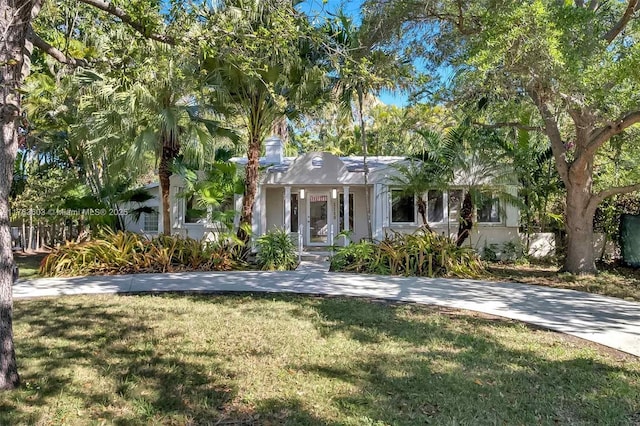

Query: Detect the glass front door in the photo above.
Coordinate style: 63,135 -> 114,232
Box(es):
308,193 -> 329,245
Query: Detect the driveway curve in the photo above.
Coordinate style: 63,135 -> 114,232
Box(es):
13,268 -> 640,357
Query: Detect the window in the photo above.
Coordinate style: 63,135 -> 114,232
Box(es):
477,193 -> 501,223
291,193 -> 299,232
391,190 -> 415,223
311,156 -> 323,168
185,195 -> 207,224
448,189 -> 463,221
143,211 -> 159,232
339,193 -> 354,231
427,190 -> 444,222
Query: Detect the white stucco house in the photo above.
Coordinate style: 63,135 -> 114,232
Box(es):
124,136 -> 521,252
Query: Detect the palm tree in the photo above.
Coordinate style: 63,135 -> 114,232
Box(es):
446,126 -> 521,247
324,10 -> 412,239
78,44 -> 235,235
390,130 -> 454,232
394,125 -> 520,247
201,0 -> 327,245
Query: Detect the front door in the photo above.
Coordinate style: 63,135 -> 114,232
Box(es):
307,192 -> 331,246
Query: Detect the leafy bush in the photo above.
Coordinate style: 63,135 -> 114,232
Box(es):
330,230 -> 484,278
482,243 -> 499,262
482,241 -> 527,264
40,229 -> 245,277
256,228 -> 298,271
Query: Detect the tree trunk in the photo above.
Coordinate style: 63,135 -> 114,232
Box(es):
563,184 -> 597,274
456,191 -> 473,247
20,219 -> 25,252
35,220 -> 40,251
158,146 -> 173,236
357,86 -> 373,240
27,211 -> 33,252
417,198 -> 433,233
0,0 -> 37,391
238,133 -> 261,245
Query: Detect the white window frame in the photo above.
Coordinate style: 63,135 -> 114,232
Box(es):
390,189 -> 417,225
143,211 -> 159,233
476,191 -> 503,225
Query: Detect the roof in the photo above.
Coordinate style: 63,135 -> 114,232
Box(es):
214,152 -> 517,187
229,155 -> 406,174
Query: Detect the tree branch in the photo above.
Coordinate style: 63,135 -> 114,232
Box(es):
604,0 -> 639,44
589,182 -> 640,211
571,110 -> 640,175
526,86 -> 570,185
588,110 -> 640,154
472,121 -> 543,132
28,28 -> 87,67
77,0 -> 175,45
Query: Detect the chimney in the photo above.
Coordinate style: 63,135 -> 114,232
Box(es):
265,135 -> 283,164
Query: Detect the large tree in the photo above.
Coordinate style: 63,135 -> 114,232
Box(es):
76,44 -> 234,235
0,0 -> 176,391
366,0 -> 640,274
324,10 -> 413,239
200,0 -> 326,245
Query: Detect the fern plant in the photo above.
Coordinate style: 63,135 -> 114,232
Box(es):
256,228 -> 298,271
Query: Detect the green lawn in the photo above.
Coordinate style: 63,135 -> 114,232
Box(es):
2,294 -> 639,425
13,252 -> 47,280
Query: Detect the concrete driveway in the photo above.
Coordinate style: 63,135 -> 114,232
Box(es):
13,268 -> 640,357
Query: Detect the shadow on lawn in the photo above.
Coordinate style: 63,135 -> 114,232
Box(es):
3,299 -> 233,424
3,293 -> 639,425
290,296 -> 640,425
3,296 -> 332,425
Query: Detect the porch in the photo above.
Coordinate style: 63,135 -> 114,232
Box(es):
255,184 -> 372,250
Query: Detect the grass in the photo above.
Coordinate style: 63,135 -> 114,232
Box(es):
2,294 -> 639,425
486,261 -> 640,302
13,251 -> 48,280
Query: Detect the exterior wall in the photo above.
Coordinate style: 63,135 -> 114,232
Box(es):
148,152 -> 525,250
523,232 -> 556,258
380,183 -> 522,256
265,187 -> 285,232
466,226 -> 521,254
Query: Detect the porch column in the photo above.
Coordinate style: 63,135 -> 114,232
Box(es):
251,186 -> 262,249
284,186 -> 291,232
373,183 -> 385,240
343,186 -> 350,246
260,186 -> 267,236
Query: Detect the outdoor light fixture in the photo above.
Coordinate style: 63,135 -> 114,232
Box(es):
332,188 -> 338,199
299,189 -> 305,199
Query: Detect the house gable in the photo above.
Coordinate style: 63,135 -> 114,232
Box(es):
263,152 -> 364,185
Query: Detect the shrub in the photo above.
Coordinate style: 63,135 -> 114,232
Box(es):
329,241 -> 386,274
256,228 -> 298,271
40,229 -> 245,277
482,243 -> 499,262
330,230 -> 484,278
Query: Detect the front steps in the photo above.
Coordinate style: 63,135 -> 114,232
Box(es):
299,250 -> 332,261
